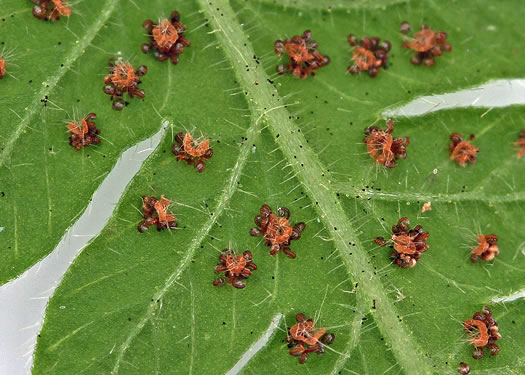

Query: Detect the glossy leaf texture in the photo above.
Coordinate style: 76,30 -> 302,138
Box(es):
0,0 -> 523,374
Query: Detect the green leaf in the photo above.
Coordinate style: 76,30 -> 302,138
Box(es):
0,0 -> 523,374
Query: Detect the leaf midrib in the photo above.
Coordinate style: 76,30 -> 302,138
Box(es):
198,1 -> 436,374
0,0 -> 119,169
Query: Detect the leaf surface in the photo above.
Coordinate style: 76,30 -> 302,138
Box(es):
0,0 -> 523,374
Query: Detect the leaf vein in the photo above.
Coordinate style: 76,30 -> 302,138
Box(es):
333,183 -> 525,203
110,115 -> 260,374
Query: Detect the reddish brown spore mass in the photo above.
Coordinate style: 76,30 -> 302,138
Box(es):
457,362 -> 470,375
364,120 -> 409,168
137,195 -> 177,232
285,313 -> 335,364
213,249 -> 257,289
449,133 -> 479,167
347,35 -> 391,78
274,30 -> 330,79
31,0 -> 71,21
463,307 -> 501,360
401,23 -> 452,66
515,131 -> 525,158
375,217 -> 429,268
171,132 -> 213,173
470,234 -> 500,262
67,112 -> 100,150
142,11 -> 190,65
103,59 -> 147,111
374,237 -> 387,246
249,205 -> 306,258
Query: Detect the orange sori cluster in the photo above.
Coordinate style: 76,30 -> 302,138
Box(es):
103,58 -> 147,110
137,195 -> 177,233
171,132 -> 214,173
67,112 -> 100,150
347,34 -> 391,78
213,249 -> 257,289
421,202 -> 432,213
463,306 -> 501,360
515,130 -> 525,158
141,11 -> 190,65
249,204 -> 306,258
30,0 -> 71,21
364,120 -> 410,168
274,30 -> 330,79
449,133 -> 479,167
285,313 -> 335,364
0,56 -> 6,79
400,22 -> 452,66
470,234 -> 500,262
375,217 -> 430,268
